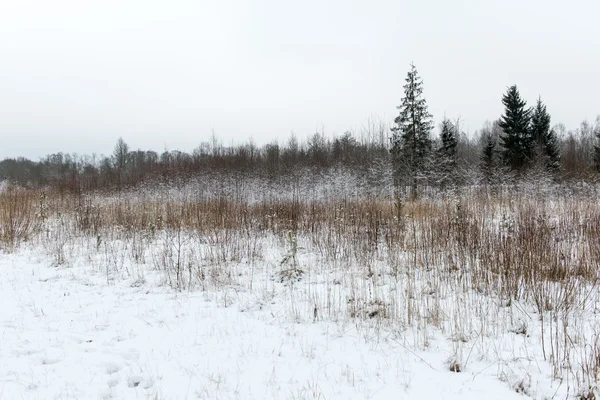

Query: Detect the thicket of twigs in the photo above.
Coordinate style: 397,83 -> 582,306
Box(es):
2,114 -> 600,193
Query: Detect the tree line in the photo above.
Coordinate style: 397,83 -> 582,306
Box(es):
389,64 -> 573,197
1,64 -> 600,194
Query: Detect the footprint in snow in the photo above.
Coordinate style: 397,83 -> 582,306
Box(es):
127,375 -> 142,388
105,362 -> 121,374
41,357 -> 61,365
127,375 -> 153,389
107,377 -> 119,388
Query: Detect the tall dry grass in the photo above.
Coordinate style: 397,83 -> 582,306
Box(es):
3,182 -> 600,396
0,184 -> 40,250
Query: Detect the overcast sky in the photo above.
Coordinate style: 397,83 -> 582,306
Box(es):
1,0 -> 598,160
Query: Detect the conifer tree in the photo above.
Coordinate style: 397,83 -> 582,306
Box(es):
390,64 -> 433,197
530,97 -> 560,172
498,85 -> 533,171
435,118 -> 458,188
438,118 -> 458,160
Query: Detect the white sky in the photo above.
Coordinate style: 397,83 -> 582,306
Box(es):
0,0 -> 598,160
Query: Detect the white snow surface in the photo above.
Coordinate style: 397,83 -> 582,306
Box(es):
0,246 -> 575,399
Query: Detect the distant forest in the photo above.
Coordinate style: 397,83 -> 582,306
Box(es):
2,65 -> 600,194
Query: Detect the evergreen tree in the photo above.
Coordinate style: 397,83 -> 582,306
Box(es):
498,85 -> 533,171
438,118 -> 458,160
390,64 -> 433,197
530,97 -> 560,172
543,128 -> 561,172
480,133 -> 497,183
435,118 -> 458,188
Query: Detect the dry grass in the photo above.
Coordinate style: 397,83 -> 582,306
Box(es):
3,182 -> 600,396
0,183 -> 40,250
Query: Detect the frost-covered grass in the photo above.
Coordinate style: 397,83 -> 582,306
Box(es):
1,181 -> 600,399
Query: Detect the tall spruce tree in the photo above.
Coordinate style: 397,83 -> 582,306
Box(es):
435,118 -> 458,188
438,118 -> 458,160
498,85 -> 533,171
390,64 -> 433,196
530,97 -> 560,172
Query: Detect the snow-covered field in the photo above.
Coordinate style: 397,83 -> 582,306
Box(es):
1,247 -> 540,400
1,184 -> 599,399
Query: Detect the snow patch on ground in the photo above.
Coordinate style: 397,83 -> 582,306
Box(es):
0,249 -> 534,400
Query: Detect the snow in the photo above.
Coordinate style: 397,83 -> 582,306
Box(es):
0,248 -> 534,400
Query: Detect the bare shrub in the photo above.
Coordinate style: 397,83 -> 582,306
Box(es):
0,184 -> 39,250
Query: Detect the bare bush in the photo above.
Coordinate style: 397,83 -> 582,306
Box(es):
0,183 -> 39,250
